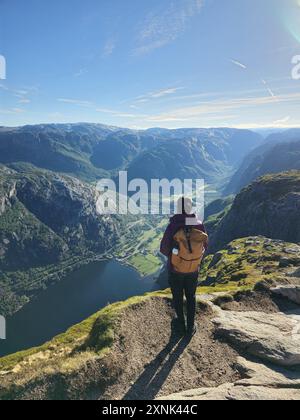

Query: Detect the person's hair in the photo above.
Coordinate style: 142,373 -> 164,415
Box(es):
177,197 -> 193,215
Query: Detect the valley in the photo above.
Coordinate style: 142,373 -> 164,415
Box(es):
0,122 -> 300,400
0,259 -> 158,358
2,0 -> 300,401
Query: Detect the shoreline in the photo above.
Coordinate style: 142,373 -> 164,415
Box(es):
0,258 -> 163,359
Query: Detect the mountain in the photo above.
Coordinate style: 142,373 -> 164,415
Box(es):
204,195 -> 235,236
127,128 -> 262,183
0,124 -> 262,184
144,127 -> 262,166
0,165 -> 124,316
227,129 -> 300,193
1,236 -> 300,400
0,124 -> 120,181
210,171 -> 300,252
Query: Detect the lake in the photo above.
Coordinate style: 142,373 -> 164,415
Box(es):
0,260 -> 160,358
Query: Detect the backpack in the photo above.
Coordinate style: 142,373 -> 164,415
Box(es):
171,227 -> 208,274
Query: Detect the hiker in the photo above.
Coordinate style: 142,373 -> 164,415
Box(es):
160,197 -> 208,337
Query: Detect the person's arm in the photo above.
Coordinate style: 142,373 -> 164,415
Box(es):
197,223 -> 209,251
160,224 -> 173,257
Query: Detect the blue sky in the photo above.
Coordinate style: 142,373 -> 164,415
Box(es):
0,0 -> 300,129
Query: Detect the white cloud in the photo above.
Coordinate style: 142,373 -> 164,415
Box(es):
134,0 -> 203,55
141,92 -> 300,123
14,89 -> 29,97
74,69 -> 88,78
58,98 -> 93,107
18,98 -> 31,104
273,116 -> 291,125
96,107 -> 146,119
230,59 -> 247,70
133,86 -> 184,104
103,38 -> 116,57
0,107 -> 25,115
261,79 -> 277,99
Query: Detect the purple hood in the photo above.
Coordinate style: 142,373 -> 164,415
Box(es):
160,214 -> 208,260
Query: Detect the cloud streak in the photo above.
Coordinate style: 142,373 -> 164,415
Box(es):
142,92 -> 300,123
134,86 -> 184,104
273,116 -> 291,125
96,107 -> 146,119
230,59 -> 247,69
103,38 -> 116,57
134,0 -> 203,55
57,98 -> 93,107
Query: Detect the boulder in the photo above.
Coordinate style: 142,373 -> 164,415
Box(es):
272,285 -> 300,305
213,310 -> 300,367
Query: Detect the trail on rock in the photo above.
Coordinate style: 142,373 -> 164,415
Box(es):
97,297 -> 241,400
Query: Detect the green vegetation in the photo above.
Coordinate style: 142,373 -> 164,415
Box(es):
115,217 -> 167,275
199,236 -> 300,289
203,196 -> 235,237
0,294 -> 150,373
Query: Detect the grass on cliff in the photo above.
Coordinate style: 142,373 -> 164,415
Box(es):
0,295 -> 149,373
198,236 -> 285,289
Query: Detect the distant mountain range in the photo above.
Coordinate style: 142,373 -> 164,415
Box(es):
0,124 -> 263,184
227,129 -> 300,193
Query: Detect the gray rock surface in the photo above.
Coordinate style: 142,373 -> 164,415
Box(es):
272,285 -> 300,305
159,385 -> 300,401
213,310 -> 300,367
160,358 -> 300,401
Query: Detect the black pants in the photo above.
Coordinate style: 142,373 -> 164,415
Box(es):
168,271 -> 198,329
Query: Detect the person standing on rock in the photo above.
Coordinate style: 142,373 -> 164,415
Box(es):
160,197 -> 208,337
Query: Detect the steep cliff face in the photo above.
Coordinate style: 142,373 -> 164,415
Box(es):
0,167 -> 120,267
210,171 -> 300,252
0,166 -> 123,316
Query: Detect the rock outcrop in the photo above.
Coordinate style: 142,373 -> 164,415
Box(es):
210,171 -> 300,252
160,358 -> 300,400
213,310 -> 300,367
272,285 -> 300,305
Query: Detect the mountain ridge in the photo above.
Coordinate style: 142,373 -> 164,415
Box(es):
0,124 -> 263,183
227,129 -> 300,193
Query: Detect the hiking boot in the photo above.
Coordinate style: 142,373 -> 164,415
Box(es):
186,325 -> 197,338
